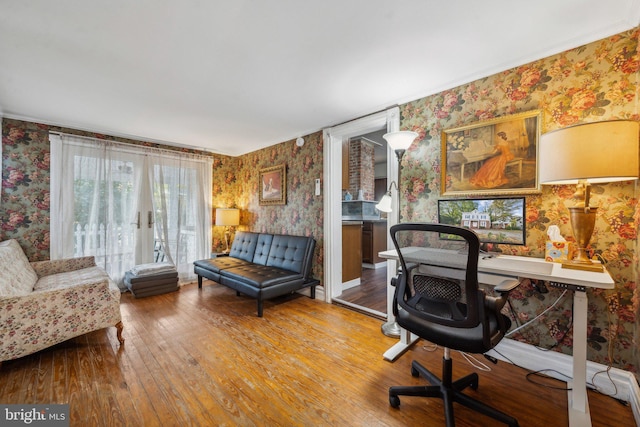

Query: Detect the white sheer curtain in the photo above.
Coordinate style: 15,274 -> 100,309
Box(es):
50,133 -> 212,284
148,149 -> 212,281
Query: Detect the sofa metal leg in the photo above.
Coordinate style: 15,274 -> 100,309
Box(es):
115,321 -> 125,344
257,300 -> 263,317
197,275 -> 203,289
310,286 -> 316,299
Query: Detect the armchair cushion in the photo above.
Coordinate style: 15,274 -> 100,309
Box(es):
34,266 -> 112,292
0,239 -> 38,297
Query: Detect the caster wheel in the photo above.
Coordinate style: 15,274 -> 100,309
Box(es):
389,395 -> 400,408
411,366 -> 420,377
470,373 -> 479,390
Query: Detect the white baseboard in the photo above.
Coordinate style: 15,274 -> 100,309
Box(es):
362,261 -> 386,269
487,339 -> 639,424
341,278 -> 361,291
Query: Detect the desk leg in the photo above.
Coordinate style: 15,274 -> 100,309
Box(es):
383,328 -> 418,362
568,289 -> 591,427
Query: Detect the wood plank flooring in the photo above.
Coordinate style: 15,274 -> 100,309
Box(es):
339,266 -> 388,314
0,281 -> 635,426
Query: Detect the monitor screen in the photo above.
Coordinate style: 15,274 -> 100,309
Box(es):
437,197 -> 526,246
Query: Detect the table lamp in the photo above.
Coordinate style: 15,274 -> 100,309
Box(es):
215,208 -> 240,253
539,120 -> 639,272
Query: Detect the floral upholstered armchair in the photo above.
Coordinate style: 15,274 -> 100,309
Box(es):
0,239 -> 124,362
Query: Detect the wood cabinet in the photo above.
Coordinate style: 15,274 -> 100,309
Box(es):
362,221 -> 387,265
342,222 -> 362,282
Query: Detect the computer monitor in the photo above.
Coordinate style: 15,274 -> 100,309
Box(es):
437,197 -> 526,247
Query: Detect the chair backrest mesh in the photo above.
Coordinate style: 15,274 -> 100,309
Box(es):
411,272 -> 462,302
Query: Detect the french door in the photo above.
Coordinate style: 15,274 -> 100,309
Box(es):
50,133 -> 211,285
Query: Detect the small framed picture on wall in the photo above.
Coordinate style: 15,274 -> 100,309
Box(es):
259,164 -> 287,205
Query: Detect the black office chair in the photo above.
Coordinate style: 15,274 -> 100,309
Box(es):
388,223 -> 520,427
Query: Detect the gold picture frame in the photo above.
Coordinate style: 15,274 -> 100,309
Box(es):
441,110 -> 542,196
259,164 -> 287,205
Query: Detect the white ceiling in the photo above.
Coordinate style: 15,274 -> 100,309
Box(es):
1,1 -> 639,157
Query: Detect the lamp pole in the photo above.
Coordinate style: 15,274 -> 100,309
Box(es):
379,131 -> 418,338
381,148 -> 405,337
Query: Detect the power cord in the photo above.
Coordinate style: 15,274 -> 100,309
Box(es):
506,290 -> 568,337
490,347 -> 571,391
534,295 -> 573,352
460,352 -> 492,372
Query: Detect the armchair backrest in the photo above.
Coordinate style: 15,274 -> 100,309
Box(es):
390,223 -> 483,329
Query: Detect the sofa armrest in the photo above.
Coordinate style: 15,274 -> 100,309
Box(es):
30,256 -> 97,278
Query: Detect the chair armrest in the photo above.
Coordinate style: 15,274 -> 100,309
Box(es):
30,256 -> 97,278
494,278 -> 521,293
485,279 -> 521,316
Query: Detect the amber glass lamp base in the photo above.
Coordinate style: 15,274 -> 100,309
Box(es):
561,206 -> 604,272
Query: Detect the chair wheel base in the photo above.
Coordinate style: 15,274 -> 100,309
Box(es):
388,359 -> 519,427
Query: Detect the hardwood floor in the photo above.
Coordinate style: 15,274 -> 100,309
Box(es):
0,281 -> 634,426
339,266 -> 388,314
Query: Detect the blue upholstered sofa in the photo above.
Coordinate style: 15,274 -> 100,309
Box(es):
193,231 -> 318,316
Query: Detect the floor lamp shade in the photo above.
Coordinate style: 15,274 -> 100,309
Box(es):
383,131 -> 419,152
539,120 -> 639,271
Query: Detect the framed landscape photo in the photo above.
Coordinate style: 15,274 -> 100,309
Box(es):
259,164 -> 287,205
441,110 -> 542,196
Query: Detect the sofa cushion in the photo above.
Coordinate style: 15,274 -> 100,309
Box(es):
252,234 -> 274,265
0,239 -> 38,297
194,257 -> 250,274
34,266 -> 111,292
265,235 -> 311,274
221,264 -> 303,289
229,231 -> 260,262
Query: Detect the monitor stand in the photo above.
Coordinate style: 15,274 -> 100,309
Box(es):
457,243 -> 502,258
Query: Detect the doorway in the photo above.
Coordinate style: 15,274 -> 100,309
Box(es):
322,108 -> 400,320
334,129 -> 389,318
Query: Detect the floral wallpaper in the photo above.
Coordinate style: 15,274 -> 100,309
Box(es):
1,28 -> 638,378
398,29 -> 639,375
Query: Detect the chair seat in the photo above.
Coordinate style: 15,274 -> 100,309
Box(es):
397,308 -> 510,354
397,297 -> 511,354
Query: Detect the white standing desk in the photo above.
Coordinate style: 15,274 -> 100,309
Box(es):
378,248 -> 615,427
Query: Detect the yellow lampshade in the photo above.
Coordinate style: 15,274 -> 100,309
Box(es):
539,120 -> 639,271
215,208 -> 239,227
539,120 -> 639,185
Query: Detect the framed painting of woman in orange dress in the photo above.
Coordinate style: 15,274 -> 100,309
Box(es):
441,110 -> 542,196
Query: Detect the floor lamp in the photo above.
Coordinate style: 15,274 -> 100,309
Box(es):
215,208 -> 240,253
539,120 -> 639,272
376,130 -> 419,338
